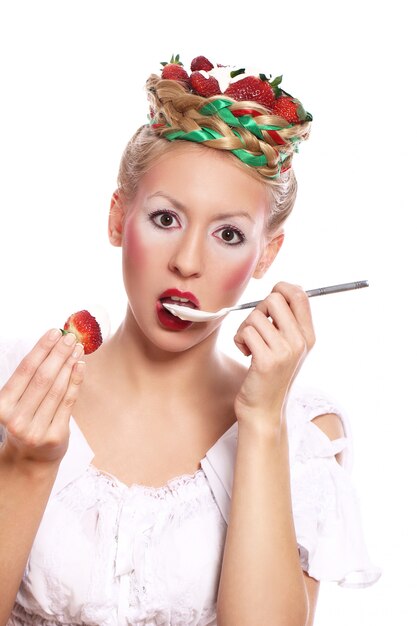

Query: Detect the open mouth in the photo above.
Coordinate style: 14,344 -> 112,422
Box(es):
156,290 -> 200,329
156,296 -> 198,331
159,297 -> 198,310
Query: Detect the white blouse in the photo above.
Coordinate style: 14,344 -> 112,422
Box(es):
0,336 -> 381,626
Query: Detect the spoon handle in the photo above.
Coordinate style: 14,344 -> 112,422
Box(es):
306,280 -> 369,298
234,280 -> 369,311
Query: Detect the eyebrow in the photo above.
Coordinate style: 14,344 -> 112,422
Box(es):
147,191 -> 255,224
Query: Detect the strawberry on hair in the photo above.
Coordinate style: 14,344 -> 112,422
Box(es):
61,310 -> 103,355
149,54 -> 313,178
190,55 -> 214,72
224,76 -> 275,110
160,53 -> 190,83
273,95 -> 308,123
189,71 -> 221,97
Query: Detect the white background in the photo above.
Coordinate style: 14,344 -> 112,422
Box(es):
0,1 -> 415,624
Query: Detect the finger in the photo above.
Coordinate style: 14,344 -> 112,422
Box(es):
260,282 -> 315,349
235,309 -> 279,354
48,360 -> 86,436
235,302 -> 307,374
234,334 -> 251,357
270,283 -> 315,348
239,300 -> 302,351
0,329 -> 63,415
11,332 -> 79,427
28,343 -> 84,435
235,324 -> 269,360
236,292 -> 302,346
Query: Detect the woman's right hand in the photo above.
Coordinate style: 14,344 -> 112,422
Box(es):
0,328 -> 85,467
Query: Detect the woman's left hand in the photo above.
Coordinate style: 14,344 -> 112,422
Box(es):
233,282 -> 316,432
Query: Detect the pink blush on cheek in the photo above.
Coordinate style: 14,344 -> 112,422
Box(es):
123,222 -> 147,266
221,257 -> 258,293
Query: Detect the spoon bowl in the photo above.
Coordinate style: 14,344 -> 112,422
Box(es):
162,302 -> 250,322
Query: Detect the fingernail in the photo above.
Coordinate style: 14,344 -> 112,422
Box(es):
72,343 -> 84,359
75,361 -> 86,374
49,328 -> 62,341
64,332 -> 77,346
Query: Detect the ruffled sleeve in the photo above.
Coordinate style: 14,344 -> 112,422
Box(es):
200,385 -> 381,590
286,386 -> 381,587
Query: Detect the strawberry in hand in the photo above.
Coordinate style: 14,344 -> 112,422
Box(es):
61,310 -> 103,355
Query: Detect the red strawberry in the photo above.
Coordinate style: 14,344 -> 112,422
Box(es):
160,54 -> 189,83
224,76 -> 275,110
189,71 -> 221,97
273,96 -> 307,123
61,310 -> 103,355
190,55 -> 214,72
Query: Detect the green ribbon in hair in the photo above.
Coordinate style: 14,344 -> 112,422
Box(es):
163,126 -> 272,168
199,99 -> 293,141
150,98 -> 300,176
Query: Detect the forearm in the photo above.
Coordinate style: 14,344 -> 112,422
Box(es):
216,419 -> 308,626
0,448 -> 58,626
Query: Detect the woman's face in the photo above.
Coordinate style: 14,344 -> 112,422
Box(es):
115,144 -> 277,352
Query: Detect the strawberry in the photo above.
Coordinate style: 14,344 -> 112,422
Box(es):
61,310 -> 103,355
189,71 -> 221,97
160,54 -> 189,83
190,55 -> 214,72
273,95 -> 307,123
224,76 -> 275,110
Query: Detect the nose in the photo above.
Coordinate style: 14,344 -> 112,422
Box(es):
168,228 -> 204,278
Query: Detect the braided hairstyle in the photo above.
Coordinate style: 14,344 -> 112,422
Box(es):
118,71 -> 312,232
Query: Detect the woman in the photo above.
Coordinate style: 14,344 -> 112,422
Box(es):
0,55 -> 380,626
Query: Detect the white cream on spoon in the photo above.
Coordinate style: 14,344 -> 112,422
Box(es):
162,281 -> 370,322
162,302 -> 225,322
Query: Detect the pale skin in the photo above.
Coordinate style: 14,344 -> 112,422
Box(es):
0,142 -> 345,626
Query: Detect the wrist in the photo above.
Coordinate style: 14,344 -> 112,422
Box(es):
0,444 -> 60,483
237,413 -> 288,445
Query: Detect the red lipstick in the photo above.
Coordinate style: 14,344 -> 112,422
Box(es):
156,288 -> 201,331
158,289 -> 200,309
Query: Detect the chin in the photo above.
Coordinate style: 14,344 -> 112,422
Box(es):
153,325 -> 218,353
127,303 -> 220,353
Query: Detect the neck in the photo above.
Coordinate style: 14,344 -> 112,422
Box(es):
101,307 -> 226,402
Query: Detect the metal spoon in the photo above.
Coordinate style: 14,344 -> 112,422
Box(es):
162,280 -> 369,322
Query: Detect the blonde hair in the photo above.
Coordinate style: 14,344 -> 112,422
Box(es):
117,74 -> 312,232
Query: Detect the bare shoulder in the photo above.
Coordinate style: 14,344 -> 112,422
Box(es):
311,412 -> 346,466
311,412 -> 345,440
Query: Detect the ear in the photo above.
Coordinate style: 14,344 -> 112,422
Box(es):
252,231 -> 285,279
108,190 -> 126,247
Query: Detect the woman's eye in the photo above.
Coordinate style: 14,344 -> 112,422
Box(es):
148,210 -> 179,228
214,226 -> 246,246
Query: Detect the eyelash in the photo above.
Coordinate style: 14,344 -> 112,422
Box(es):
147,210 -> 246,247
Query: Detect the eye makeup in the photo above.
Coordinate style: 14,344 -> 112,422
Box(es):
213,224 -> 246,246
147,210 -> 247,247
147,209 -> 179,229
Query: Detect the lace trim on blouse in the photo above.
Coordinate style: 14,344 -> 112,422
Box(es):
87,465 -> 207,499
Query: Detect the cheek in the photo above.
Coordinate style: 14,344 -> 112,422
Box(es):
220,254 -> 258,293
123,220 -> 149,269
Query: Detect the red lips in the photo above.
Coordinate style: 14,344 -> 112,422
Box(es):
158,288 -> 201,309
156,288 -> 201,331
